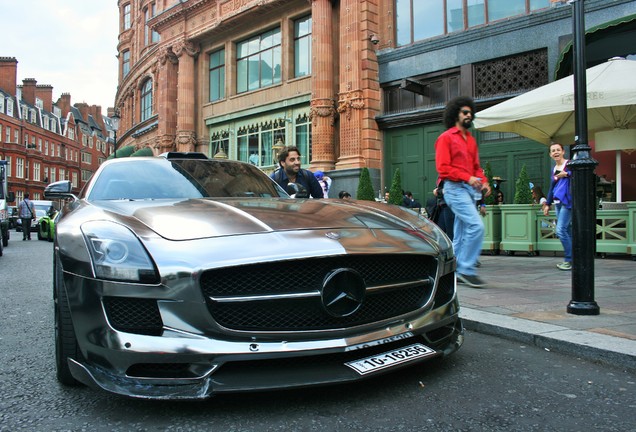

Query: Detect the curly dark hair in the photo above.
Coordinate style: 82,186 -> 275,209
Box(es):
443,96 -> 477,129
277,145 -> 301,166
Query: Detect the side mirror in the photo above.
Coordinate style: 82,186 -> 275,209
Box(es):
286,182 -> 309,199
44,180 -> 73,199
286,183 -> 300,197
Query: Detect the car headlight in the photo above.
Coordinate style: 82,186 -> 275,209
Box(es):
81,221 -> 159,283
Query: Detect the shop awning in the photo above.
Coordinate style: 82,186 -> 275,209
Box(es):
555,13 -> 636,79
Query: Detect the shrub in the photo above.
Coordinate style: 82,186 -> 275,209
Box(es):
108,145 -> 136,159
514,164 -> 533,204
356,167 -> 376,201
388,168 -> 403,205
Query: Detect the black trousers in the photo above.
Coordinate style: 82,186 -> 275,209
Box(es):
21,218 -> 33,239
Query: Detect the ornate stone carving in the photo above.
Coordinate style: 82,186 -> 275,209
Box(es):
157,45 -> 178,65
337,90 -> 365,120
176,130 -> 197,150
172,39 -> 200,58
156,134 -> 176,151
309,98 -> 337,126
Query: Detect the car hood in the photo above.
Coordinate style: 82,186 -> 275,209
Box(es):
95,198 -> 434,241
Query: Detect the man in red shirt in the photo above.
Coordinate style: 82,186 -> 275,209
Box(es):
435,96 -> 491,288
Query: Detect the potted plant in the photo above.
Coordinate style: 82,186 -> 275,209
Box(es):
356,167 -> 376,201
388,168 -> 403,205
499,164 -> 538,255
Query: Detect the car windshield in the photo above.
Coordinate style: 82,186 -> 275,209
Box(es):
87,158 -> 285,201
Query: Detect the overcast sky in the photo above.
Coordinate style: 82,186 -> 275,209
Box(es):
0,0 -> 119,115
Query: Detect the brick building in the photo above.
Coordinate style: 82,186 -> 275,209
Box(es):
115,0 -> 636,201
0,57 -> 113,203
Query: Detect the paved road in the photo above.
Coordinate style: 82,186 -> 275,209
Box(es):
1,233 -> 634,431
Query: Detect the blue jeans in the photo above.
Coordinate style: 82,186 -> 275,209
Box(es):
443,181 -> 484,276
554,203 -> 572,262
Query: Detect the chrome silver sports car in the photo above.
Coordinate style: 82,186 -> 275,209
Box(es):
46,152 -> 462,400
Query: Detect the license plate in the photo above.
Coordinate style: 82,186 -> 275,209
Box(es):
345,343 -> 437,375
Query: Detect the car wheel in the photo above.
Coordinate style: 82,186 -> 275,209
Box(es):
54,256 -> 82,386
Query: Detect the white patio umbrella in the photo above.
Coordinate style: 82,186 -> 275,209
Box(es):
474,57 -> 636,201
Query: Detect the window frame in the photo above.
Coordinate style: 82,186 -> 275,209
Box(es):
209,48 -> 226,102
396,0 -> 552,46
140,79 -> 153,121
236,28 -> 282,94
294,15 -> 312,78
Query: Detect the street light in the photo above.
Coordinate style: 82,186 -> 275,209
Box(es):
111,111 -> 121,158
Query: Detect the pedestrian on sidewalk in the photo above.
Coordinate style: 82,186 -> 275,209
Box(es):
542,142 -> 572,271
435,96 -> 491,288
18,192 -> 36,240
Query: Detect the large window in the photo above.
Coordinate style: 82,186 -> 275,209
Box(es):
397,0 -> 551,45
144,3 -> 160,45
16,158 -> 24,179
209,49 -> 225,102
236,119 -> 286,166
295,114 -> 312,166
140,79 -> 153,121
123,4 -> 131,30
122,50 -> 130,77
294,16 -> 312,78
34,162 -> 41,182
237,28 -> 282,93
151,3 -> 160,43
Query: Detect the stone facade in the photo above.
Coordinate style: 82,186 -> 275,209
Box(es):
115,0 -> 636,200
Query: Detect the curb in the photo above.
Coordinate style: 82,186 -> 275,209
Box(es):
460,308 -> 636,371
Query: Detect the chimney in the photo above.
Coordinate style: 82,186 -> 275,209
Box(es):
57,93 -> 72,117
35,84 -> 54,112
75,102 -> 89,123
21,78 -> 37,105
0,57 -> 18,94
91,105 -> 105,131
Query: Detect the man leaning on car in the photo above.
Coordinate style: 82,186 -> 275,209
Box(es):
18,192 -> 36,240
270,146 -> 324,199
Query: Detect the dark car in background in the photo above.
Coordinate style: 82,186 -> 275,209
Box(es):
8,206 -> 18,229
47,152 -> 461,400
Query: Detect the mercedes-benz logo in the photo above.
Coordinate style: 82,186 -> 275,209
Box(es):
321,268 -> 366,317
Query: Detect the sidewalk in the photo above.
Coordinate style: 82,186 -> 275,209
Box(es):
457,254 -> 636,371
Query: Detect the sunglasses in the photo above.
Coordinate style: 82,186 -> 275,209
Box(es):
461,109 -> 472,115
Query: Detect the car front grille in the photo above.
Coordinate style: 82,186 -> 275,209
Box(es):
200,255 -> 441,332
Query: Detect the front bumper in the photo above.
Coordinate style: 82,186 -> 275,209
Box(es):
69,312 -> 463,400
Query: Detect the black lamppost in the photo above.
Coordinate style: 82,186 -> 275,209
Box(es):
567,0 -> 599,315
111,111 -> 121,158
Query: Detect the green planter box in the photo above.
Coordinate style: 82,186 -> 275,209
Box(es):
596,207 -> 628,255
481,205 -> 501,255
499,204 -> 538,255
536,210 -> 561,253
625,202 -> 636,259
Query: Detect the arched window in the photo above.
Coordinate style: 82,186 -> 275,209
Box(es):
140,79 -> 153,121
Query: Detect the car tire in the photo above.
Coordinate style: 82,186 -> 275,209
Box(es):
54,256 -> 82,386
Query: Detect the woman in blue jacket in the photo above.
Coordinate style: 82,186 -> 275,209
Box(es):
542,142 -> 572,271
